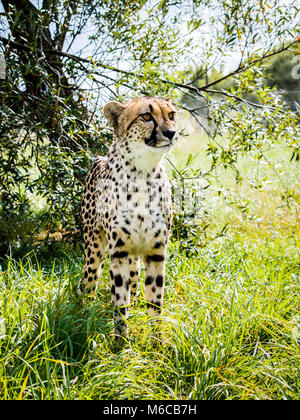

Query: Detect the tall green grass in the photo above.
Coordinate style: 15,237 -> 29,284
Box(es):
0,227 -> 299,399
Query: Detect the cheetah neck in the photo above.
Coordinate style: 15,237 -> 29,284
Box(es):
109,138 -> 166,176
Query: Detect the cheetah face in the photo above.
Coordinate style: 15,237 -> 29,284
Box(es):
104,97 -> 178,152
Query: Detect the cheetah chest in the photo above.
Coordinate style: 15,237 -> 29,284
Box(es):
96,176 -> 171,256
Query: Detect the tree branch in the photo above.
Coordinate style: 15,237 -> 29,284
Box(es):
1,34 -> 299,108
198,39 -> 299,91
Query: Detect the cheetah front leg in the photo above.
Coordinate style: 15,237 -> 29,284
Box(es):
128,256 -> 140,303
109,255 -> 132,341
143,250 -> 166,317
77,228 -> 107,297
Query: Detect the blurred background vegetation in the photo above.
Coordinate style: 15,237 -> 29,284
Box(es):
0,0 -> 299,257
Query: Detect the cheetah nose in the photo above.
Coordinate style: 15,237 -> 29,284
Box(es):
162,129 -> 176,140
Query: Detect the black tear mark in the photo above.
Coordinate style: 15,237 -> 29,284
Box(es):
144,117 -> 158,147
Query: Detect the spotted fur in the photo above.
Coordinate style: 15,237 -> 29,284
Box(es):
77,96 -> 178,340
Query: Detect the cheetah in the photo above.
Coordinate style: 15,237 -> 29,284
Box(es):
77,96 -> 179,340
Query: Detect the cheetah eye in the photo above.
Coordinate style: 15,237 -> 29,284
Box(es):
142,113 -> 152,121
169,112 -> 176,121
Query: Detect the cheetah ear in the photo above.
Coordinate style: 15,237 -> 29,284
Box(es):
164,97 -> 177,109
103,101 -> 126,132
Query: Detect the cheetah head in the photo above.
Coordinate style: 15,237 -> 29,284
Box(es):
103,96 -> 178,153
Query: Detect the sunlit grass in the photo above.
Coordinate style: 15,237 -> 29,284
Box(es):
0,226 -> 299,400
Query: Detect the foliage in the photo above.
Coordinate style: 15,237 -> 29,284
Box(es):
0,0 -> 299,254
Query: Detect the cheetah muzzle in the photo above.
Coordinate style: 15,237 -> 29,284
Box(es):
77,96 -> 179,342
